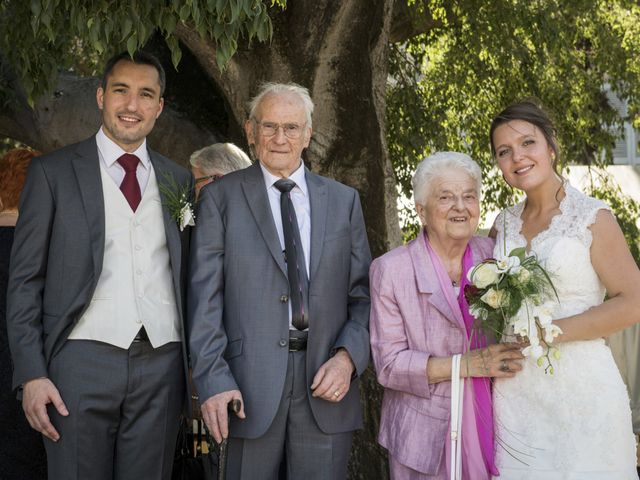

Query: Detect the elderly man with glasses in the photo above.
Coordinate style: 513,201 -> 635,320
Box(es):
187,82 -> 371,479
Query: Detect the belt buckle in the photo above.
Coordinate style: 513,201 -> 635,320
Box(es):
133,327 -> 149,343
288,335 -> 307,352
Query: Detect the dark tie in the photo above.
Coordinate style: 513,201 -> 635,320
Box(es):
117,153 -> 141,212
274,178 -> 309,331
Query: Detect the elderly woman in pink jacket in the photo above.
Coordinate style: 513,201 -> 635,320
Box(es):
370,152 -> 525,480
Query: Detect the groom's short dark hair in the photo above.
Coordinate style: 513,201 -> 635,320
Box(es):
101,50 -> 166,96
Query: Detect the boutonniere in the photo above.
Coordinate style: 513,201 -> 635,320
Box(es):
158,172 -> 196,231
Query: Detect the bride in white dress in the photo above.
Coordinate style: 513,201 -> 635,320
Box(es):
488,100 -> 640,479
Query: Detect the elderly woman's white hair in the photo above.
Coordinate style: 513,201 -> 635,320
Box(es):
247,82 -> 314,127
412,151 -> 483,206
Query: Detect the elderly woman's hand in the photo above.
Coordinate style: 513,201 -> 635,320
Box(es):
462,343 -> 525,378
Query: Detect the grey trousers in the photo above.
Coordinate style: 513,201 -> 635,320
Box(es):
226,350 -> 353,480
44,339 -> 184,480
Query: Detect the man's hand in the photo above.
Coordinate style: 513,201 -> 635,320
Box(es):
200,390 -> 245,444
310,348 -> 355,403
22,378 -> 68,442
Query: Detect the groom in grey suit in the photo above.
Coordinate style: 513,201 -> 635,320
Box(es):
7,51 -> 191,480
188,83 -> 371,479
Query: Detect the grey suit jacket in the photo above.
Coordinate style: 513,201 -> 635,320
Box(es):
7,136 -> 192,390
188,162 -> 371,438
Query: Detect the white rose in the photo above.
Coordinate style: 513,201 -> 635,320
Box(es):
469,262 -> 500,288
480,288 -> 508,309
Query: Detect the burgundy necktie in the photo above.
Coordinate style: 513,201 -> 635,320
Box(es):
117,153 -> 141,212
274,178 -> 309,330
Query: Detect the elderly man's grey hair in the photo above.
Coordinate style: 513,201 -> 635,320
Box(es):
248,82 -> 314,127
412,151 -> 483,206
189,143 -> 252,175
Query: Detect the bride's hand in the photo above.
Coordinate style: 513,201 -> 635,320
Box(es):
461,343 -> 525,378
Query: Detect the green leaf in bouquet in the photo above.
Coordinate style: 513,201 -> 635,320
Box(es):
508,247 -> 527,262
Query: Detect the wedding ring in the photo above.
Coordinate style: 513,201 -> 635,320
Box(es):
334,390 -> 340,397
500,360 -> 509,372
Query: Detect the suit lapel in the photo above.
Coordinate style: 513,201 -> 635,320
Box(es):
306,170 -> 327,281
149,152 -> 183,298
71,138 -> 105,280
408,236 -> 465,329
241,163 -> 287,276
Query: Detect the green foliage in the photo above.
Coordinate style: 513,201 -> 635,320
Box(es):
388,0 -> 640,262
581,167 -> 640,261
0,0 -> 285,104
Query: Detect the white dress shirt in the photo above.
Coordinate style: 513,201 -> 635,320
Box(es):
260,161 -> 311,274
96,127 -> 152,193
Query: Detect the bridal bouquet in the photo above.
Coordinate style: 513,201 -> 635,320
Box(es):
465,247 -> 561,373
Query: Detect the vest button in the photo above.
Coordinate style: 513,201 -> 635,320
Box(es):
280,295 -> 288,303
279,339 -> 287,347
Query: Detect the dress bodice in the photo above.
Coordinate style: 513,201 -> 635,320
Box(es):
493,184 -> 609,319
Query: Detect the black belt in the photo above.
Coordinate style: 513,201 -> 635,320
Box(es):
288,330 -> 308,352
133,326 -> 149,343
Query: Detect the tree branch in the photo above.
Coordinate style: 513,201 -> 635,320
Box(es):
389,0 -> 444,43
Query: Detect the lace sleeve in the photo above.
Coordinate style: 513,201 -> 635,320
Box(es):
559,187 -> 611,248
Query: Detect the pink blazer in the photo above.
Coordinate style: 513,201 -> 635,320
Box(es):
370,235 -> 494,475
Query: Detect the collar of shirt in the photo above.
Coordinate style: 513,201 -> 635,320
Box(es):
96,126 -> 151,170
259,160 -> 308,198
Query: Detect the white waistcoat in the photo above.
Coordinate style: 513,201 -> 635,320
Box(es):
68,163 -> 181,348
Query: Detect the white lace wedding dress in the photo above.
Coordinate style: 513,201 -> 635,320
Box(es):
492,185 -> 638,479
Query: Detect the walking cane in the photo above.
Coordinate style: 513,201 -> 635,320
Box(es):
217,398 -> 242,480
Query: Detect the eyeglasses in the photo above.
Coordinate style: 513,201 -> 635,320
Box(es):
253,120 -> 307,139
195,174 -> 222,184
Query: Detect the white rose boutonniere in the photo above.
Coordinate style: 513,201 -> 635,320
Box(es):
158,172 -> 196,231
178,201 -> 195,231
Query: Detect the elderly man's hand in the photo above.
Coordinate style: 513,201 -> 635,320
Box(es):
311,348 -> 355,403
22,377 -> 68,442
200,390 -> 245,444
